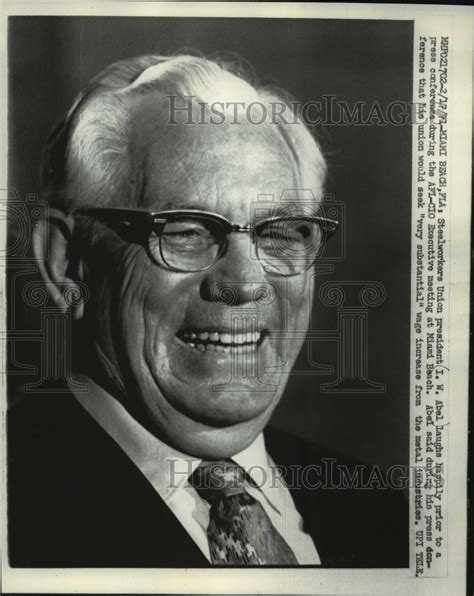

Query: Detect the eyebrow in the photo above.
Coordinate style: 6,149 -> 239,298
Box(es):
156,200 -> 210,211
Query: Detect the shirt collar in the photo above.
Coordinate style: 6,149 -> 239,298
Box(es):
69,373 -> 200,502
232,433 -> 272,488
68,373 -> 273,504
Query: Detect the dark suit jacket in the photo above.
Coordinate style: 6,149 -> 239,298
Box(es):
7,389 -> 408,568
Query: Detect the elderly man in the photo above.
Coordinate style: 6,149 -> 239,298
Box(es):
8,54 -> 407,567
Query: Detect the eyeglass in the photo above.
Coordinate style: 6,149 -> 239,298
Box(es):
75,208 -> 339,277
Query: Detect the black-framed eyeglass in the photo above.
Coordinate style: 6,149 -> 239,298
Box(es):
75,208 -> 339,277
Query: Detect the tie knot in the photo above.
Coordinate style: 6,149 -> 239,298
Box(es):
191,460 -> 247,499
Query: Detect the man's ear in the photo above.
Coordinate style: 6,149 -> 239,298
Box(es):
32,207 -> 86,320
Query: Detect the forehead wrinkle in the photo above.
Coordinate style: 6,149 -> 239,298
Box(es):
139,118 -> 302,214
169,144 -> 206,206
141,138 -> 206,209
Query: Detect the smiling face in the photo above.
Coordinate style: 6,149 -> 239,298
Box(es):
82,94 -> 319,458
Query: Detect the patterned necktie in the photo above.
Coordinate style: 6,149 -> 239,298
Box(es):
191,460 -> 298,565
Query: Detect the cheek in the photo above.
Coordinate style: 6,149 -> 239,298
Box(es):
96,251 -> 165,356
277,274 -> 314,328
278,274 -> 314,354
123,261 -> 196,361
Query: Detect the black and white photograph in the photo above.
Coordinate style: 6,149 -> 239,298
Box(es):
1,3 -> 470,595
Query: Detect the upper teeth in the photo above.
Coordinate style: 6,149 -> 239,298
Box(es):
182,331 -> 261,344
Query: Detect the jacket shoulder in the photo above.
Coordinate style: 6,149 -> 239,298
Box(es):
264,425 -> 409,568
7,391 -> 207,567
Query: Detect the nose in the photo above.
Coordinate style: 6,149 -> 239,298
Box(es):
200,233 -> 275,306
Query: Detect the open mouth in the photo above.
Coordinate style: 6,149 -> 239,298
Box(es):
176,329 -> 266,353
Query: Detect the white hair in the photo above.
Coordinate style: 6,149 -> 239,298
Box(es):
42,54 -> 327,211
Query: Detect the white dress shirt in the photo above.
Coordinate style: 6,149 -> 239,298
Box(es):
68,374 -> 320,565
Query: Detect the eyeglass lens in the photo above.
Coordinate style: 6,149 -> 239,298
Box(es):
255,218 -> 323,276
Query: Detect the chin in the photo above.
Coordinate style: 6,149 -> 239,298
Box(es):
144,390 -> 277,459
172,419 -> 269,460
148,357 -> 283,428
180,388 -> 277,427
